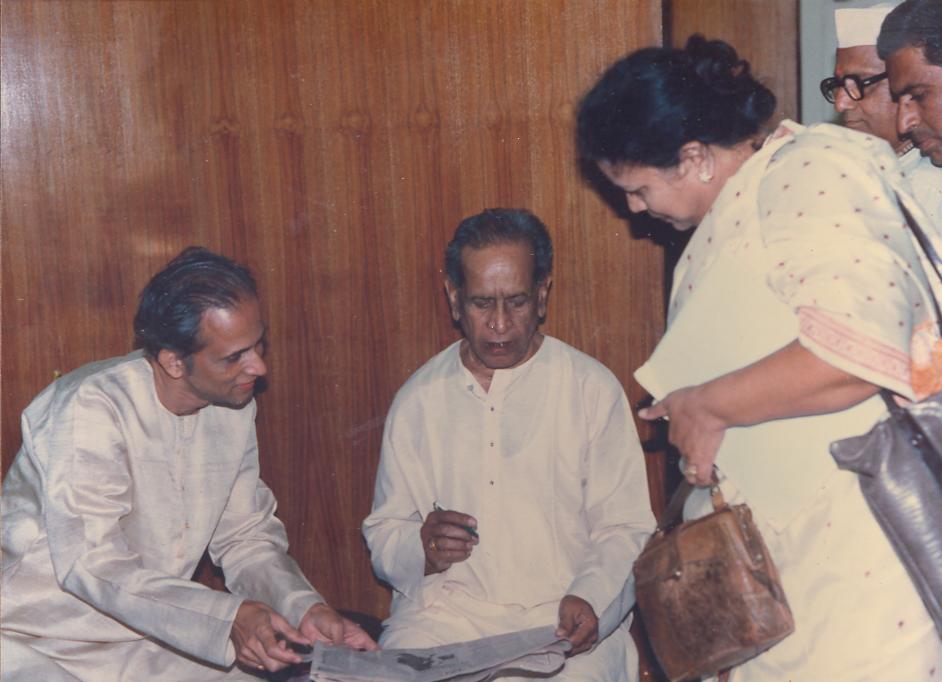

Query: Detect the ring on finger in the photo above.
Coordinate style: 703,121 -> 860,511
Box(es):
429,538 -> 438,551
684,464 -> 698,478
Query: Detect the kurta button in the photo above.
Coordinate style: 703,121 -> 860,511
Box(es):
490,442 -> 494,447
490,407 -> 495,412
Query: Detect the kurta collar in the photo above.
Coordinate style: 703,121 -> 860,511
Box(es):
455,335 -> 552,400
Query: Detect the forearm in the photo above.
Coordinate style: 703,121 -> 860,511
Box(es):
222,546 -> 324,626
640,339 -> 883,485
566,531 -> 649,639
569,386 -> 656,635
362,431 -> 430,596
702,339 -> 879,428
362,517 -> 426,595
59,555 -> 242,666
211,480 -> 323,626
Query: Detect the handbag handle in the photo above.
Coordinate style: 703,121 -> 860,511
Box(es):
655,471 -> 726,533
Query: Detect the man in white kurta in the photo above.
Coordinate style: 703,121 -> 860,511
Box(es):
2,248 -> 373,681
362,209 -> 654,682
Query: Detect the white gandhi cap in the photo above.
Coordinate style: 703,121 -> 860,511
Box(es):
835,3 -> 898,48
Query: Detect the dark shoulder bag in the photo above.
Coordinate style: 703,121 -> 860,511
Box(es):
829,201 -> 942,635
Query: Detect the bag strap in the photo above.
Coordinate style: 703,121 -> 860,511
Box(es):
897,197 -> 942,336
881,389 -> 942,483
655,471 -> 726,532
880,197 -> 942,411
881,196 -> 942,482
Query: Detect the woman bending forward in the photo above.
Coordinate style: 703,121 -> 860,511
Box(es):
578,35 -> 942,681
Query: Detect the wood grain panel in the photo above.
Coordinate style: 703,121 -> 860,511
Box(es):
669,0 -> 800,124
2,0 -> 663,622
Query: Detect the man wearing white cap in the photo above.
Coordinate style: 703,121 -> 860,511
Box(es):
822,2 -> 941,232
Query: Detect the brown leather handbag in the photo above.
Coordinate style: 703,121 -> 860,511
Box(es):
633,478 -> 794,681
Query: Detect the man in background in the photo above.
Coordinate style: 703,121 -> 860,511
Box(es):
2,247 -> 376,680
363,209 -> 654,681
822,2 -> 941,229
879,0 -> 942,170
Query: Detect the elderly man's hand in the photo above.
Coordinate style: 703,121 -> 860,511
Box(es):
421,506 -> 479,575
555,595 -> 599,655
229,600 -> 308,673
299,603 -> 379,651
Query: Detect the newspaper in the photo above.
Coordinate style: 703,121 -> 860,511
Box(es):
306,625 -> 572,681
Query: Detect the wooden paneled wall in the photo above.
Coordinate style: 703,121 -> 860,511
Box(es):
669,0 -> 800,124
1,0 -> 664,618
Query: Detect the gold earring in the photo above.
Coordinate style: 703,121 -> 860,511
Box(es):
698,169 -> 713,183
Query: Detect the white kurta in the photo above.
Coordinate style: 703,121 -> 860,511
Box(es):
362,336 -> 655,681
901,146 -> 942,240
1,351 -> 323,681
638,122 -> 942,681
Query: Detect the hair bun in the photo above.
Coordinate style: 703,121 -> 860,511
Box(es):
685,34 -> 754,97
576,35 -> 776,168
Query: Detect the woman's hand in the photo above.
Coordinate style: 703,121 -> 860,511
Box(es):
639,384 -> 727,486
637,341 -> 881,487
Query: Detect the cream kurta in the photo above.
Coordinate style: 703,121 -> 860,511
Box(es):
638,122 -> 942,681
362,336 -> 654,681
901,146 -> 942,239
1,351 -> 323,681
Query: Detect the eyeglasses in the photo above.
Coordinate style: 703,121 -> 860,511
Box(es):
819,72 -> 888,103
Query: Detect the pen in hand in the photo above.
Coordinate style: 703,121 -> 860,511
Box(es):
432,501 -> 479,538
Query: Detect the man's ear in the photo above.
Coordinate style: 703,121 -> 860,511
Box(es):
443,279 -> 461,322
156,348 -> 187,380
537,276 -> 553,319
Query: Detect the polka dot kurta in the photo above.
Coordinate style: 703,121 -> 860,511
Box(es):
652,121 -> 942,680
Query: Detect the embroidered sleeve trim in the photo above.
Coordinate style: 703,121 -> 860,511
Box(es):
798,307 -> 910,385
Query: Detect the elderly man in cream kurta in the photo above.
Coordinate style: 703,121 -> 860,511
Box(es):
2,248 -> 375,681
363,209 -> 655,682
823,4 -> 942,231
